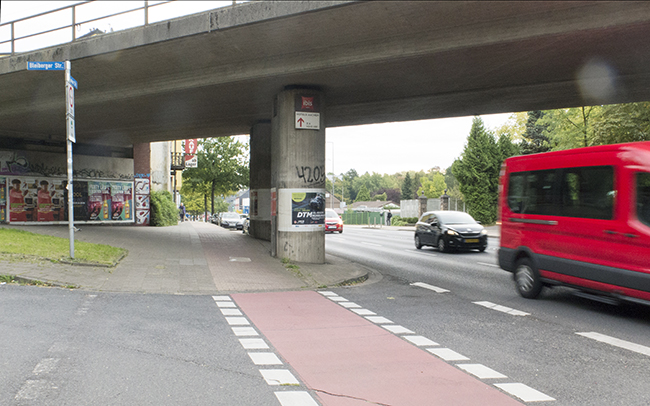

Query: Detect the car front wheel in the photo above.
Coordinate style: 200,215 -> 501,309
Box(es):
437,237 -> 448,253
414,235 -> 422,249
514,258 -> 543,299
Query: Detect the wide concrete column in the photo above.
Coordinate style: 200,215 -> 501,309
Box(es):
249,121 -> 272,241
271,87 -> 326,263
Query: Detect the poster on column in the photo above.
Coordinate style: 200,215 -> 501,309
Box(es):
291,191 -> 326,226
9,177 -> 37,222
110,182 -> 133,221
0,177 -> 6,222
73,180 -> 89,221
88,182 -> 112,221
37,178 -> 66,222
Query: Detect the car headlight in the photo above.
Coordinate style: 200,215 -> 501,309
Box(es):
446,230 -> 459,236
480,229 -> 488,235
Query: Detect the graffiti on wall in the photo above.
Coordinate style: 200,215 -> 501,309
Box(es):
134,176 -> 150,225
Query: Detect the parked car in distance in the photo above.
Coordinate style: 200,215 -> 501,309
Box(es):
325,208 -> 343,233
220,212 -> 244,230
211,213 -> 221,225
414,210 -> 487,252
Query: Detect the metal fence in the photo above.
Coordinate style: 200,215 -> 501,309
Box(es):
400,198 -> 466,218
341,211 -> 385,226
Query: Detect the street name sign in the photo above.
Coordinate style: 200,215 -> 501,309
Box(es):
26,61 -> 65,70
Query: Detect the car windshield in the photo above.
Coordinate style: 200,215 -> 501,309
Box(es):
325,209 -> 339,219
222,212 -> 240,219
437,211 -> 476,225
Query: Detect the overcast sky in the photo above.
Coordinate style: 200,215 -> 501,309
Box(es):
2,1 -> 514,175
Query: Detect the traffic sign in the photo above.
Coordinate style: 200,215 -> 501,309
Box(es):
26,61 -> 65,70
69,76 -> 78,89
67,116 -> 76,143
295,112 -> 320,130
66,82 -> 75,118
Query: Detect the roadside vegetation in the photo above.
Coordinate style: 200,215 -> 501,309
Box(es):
0,228 -> 126,266
150,190 -> 179,226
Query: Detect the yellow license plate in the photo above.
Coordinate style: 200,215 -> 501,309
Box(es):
466,239 -> 479,243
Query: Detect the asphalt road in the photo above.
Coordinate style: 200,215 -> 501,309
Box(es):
325,226 -> 650,405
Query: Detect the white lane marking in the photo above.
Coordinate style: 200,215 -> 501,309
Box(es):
339,302 -> 361,308
351,308 -> 376,316
220,308 -> 242,316
32,358 -> 59,375
411,282 -> 449,293
494,383 -> 556,402
477,262 -> 500,268
15,380 -> 52,400
275,391 -> 320,406
226,317 -> 250,326
365,316 -> 393,324
232,327 -> 258,336
383,325 -> 415,334
260,369 -> 300,386
248,352 -> 283,365
318,291 -> 338,296
361,242 -> 382,247
474,301 -> 530,316
576,332 -> 650,357
457,364 -> 507,379
239,338 -> 269,350
216,301 -> 237,308
404,335 -> 439,347
212,295 -> 231,301
405,249 -> 437,257
328,296 -> 348,302
427,348 -> 470,361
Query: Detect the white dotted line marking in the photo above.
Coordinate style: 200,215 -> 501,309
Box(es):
576,332 -> 650,357
427,348 -> 470,361
365,316 -> 393,324
213,295 -> 319,406
411,282 -> 449,293
474,301 -> 530,316
457,364 -> 507,379
495,383 -> 556,402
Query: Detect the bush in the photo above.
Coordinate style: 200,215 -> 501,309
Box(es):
150,190 -> 179,226
390,216 -> 418,226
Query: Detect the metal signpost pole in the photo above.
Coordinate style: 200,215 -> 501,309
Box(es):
65,61 -> 75,258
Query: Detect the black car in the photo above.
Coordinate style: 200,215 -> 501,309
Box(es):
414,210 -> 487,252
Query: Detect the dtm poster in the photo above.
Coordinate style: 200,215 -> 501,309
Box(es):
291,192 -> 325,225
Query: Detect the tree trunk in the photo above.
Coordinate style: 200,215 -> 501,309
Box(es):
204,194 -> 208,222
211,181 -> 215,217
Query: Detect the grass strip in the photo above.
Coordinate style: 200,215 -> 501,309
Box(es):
0,228 -> 127,266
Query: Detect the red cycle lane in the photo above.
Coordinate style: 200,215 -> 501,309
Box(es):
232,291 -> 522,406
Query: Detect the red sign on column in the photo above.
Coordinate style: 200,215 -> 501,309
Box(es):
185,139 -> 198,155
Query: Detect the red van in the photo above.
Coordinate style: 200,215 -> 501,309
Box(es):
498,141 -> 650,304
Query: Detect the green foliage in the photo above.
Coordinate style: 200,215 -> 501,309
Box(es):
150,190 -> 179,226
452,117 -> 499,224
520,110 -> 553,154
417,171 -> 447,198
592,102 -> 650,145
355,185 -> 372,202
372,192 -> 387,201
391,216 -> 418,226
401,172 -> 415,200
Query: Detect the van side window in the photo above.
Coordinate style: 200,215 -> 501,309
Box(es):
637,173 -> 650,226
507,166 -> 613,219
561,166 -> 614,220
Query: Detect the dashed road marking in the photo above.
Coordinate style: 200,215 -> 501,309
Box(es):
383,325 -> 415,334
494,383 -> 556,402
457,364 -> 507,379
226,316 -> 250,325
427,348 -> 470,361
361,242 -> 382,247
249,352 -> 283,365
274,391 -> 320,406
365,316 -> 393,324
33,358 -> 59,375
351,308 -> 376,316
474,301 -> 530,316
220,308 -> 243,316
404,335 -> 439,347
260,369 -> 300,386
216,301 -> 237,308
477,262 -> 500,268
576,332 -> 650,357
411,282 -> 449,293
339,301 -> 361,308
239,338 -> 269,350
232,327 -> 258,336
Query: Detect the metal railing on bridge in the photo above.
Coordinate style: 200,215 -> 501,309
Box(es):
0,1 -> 240,57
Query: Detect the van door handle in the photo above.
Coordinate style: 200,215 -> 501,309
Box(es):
603,230 -> 618,235
624,233 -> 639,238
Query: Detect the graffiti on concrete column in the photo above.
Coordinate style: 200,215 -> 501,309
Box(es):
295,165 -> 326,185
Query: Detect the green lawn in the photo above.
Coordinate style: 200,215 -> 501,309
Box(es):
0,228 -> 127,266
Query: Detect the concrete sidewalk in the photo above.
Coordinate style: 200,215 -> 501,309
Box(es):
0,222 -> 370,295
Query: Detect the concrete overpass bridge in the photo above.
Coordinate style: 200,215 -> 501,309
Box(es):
2,1 -> 650,262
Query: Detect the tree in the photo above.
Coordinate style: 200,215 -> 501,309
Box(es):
342,169 -> 359,203
592,102 -> 650,145
451,117 -> 499,224
417,171 -> 447,198
371,192 -> 387,201
540,106 -> 601,150
355,184 -> 371,202
182,137 -> 249,218
401,172 -> 415,200
520,110 -> 553,154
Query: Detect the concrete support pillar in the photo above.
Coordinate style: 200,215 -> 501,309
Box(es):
271,87 -> 326,263
249,121 -> 272,241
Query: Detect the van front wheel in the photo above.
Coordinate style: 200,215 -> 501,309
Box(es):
514,258 -> 543,299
